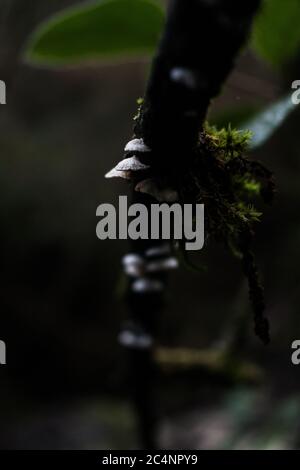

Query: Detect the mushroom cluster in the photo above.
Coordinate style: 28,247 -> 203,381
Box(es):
105,138 -> 179,203
119,244 -> 179,350
122,244 -> 178,293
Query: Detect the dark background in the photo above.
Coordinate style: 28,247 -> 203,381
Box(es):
0,0 -> 300,449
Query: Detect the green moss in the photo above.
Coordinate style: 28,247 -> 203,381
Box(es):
204,122 -> 253,160
178,123 -> 275,344
179,123 -> 274,245
133,97 -> 144,122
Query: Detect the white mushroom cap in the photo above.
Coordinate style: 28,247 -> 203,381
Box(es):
115,156 -> 150,172
124,138 -> 151,153
145,244 -> 171,258
118,330 -> 153,349
122,253 -> 145,277
122,253 -> 143,266
105,168 -> 131,179
132,278 -> 164,293
135,179 -> 179,203
147,257 -> 179,272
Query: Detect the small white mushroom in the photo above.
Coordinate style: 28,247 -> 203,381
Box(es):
124,265 -> 142,277
170,67 -> 197,89
132,278 -> 164,293
115,155 -> 150,172
105,168 -> 131,180
122,253 -> 144,277
124,138 -> 151,153
147,257 -> 179,273
145,244 -> 171,258
118,330 -> 153,350
135,179 -> 179,203
122,253 -> 143,266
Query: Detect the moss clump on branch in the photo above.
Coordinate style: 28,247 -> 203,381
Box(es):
180,123 -> 274,246
177,123 -> 275,345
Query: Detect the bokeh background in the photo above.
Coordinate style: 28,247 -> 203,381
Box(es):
0,0 -> 300,449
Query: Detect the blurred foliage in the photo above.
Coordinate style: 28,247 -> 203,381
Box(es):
24,0 -> 300,151
25,0 -> 300,70
252,0 -> 300,68
242,95 -> 296,150
25,0 -> 164,66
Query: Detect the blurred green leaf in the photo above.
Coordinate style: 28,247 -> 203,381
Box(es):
252,0 -> 300,67
241,95 -> 296,150
24,0 -> 164,67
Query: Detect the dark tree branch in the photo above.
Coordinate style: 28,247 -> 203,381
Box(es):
118,0 -> 263,449
135,0 -> 261,171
